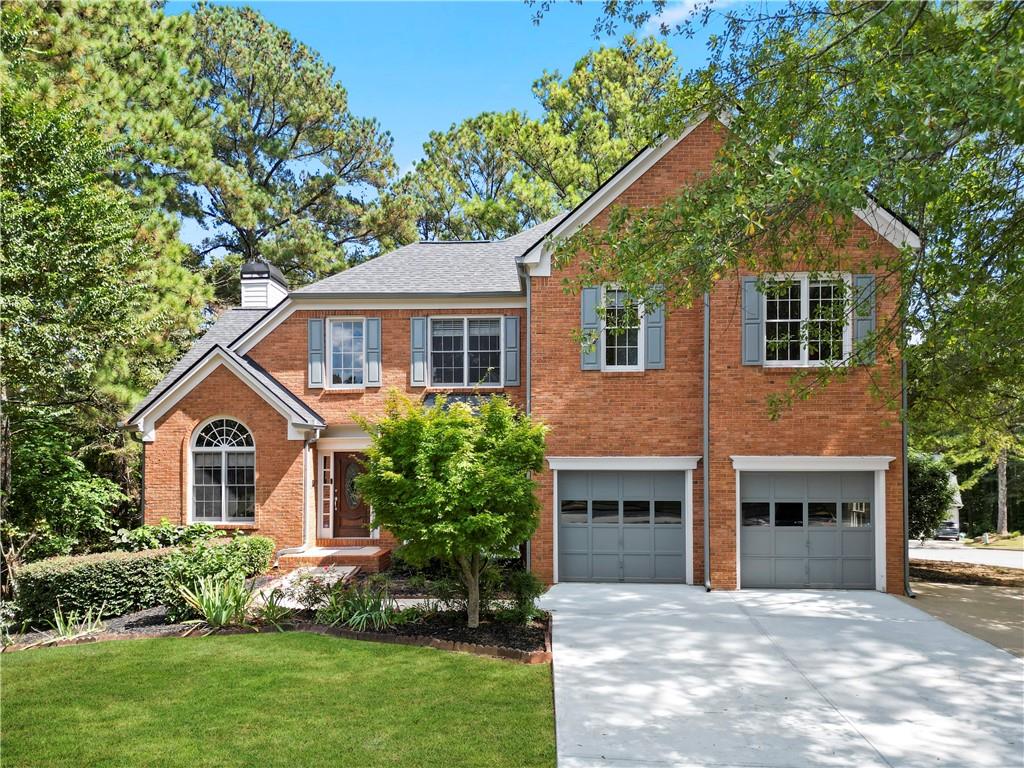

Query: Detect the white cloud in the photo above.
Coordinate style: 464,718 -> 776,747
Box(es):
643,0 -> 703,34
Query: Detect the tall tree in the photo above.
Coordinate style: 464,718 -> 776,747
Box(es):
187,4 -> 415,301
402,35 -> 675,240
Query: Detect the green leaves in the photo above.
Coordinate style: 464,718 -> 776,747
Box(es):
400,35 -> 674,240
356,392 -> 546,567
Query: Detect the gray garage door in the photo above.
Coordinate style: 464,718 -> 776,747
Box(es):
558,471 -> 685,582
740,471 -> 875,589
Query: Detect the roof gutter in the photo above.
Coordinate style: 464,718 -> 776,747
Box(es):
703,291 -> 712,592
902,357 -> 914,598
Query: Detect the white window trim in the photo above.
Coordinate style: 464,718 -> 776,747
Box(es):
189,416 -> 256,525
427,316 -> 504,389
762,272 -> 853,369
600,285 -> 646,373
325,317 -> 367,391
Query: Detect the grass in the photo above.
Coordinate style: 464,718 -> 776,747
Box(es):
1,633 -> 555,768
967,536 -> 1024,550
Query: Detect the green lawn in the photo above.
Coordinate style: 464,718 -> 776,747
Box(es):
1,633 -> 555,768
968,536 -> 1024,550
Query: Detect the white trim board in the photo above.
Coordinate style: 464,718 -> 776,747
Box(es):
131,346 -> 320,442
547,456 -> 701,471
730,456 -> 895,472
233,296 -> 527,355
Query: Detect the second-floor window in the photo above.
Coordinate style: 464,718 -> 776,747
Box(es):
328,317 -> 365,387
765,275 -> 850,366
430,317 -> 502,387
603,288 -> 643,371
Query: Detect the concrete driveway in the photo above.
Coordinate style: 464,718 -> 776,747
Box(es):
910,540 -> 1024,569
540,584 -> 1024,768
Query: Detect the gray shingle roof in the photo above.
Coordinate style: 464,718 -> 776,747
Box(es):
292,214 -> 567,297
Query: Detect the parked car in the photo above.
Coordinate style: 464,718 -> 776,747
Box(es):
935,522 -> 960,541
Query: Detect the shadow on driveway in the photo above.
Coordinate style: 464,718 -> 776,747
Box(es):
541,584 -> 1024,768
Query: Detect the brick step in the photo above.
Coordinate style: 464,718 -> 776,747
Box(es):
276,546 -> 390,574
316,537 -> 383,547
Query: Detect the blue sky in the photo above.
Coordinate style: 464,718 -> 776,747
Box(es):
166,1 -> 723,171
165,1 -> 725,246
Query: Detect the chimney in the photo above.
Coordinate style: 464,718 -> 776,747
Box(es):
240,262 -> 288,309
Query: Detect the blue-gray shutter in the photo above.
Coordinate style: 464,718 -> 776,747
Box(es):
503,316 -> 520,386
365,318 -> 381,386
580,286 -> 601,370
853,274 -> 876,364
644,300 -> 665,369
307,318 -> 324,387
410,317 -> 427,386
741,277 -> 764,365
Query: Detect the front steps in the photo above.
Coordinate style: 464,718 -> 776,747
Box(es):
277,545 -> 391,573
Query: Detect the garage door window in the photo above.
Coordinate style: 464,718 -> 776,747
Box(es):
655,500 -> 683,524
842,501 -> 871,527
808,502 -> 837,527
623,500 -> 650,524
742,502 -> 770,526
775,502 -> 804,527
560,499 -> 587,524
592,500 -> 618,523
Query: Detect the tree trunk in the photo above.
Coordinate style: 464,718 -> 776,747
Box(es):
456,553 -> 482,629
0,384 -> 10,523
996,448 -> 1009,536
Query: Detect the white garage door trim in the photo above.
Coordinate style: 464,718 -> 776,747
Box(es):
549,456 -> 700,584
731,456 -> 893,591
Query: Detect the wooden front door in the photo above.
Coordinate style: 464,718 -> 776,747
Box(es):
333,452 -> 370,537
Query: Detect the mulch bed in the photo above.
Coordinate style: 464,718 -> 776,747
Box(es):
4,606 -> 551,663
910,560 -> 1024,588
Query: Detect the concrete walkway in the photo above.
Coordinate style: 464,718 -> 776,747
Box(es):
541,584 -> 1024,768
910,540 -> 1024,569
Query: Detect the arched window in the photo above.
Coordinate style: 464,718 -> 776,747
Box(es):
192,418 -> 255,523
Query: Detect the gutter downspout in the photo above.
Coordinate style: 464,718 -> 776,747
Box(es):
703,292 -> 712,592
522,265 -> 533,572
274,431 -> 317,567
902,359 -> 914,598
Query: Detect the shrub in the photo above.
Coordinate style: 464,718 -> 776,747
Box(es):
315,582 -> 399,632
497,568 -> 545,625
49,602 -> 106,639
110,520 -> 217,552
14,548 -> 174,626
254,588 -> 294,631
178,576 -> 255,633
286,569 -> 339,611
909,452 -> 956,540
163,536 -> 274,621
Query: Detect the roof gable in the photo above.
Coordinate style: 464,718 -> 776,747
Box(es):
520,114 -> 919,276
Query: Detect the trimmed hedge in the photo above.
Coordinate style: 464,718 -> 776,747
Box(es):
14,547 -> 175,627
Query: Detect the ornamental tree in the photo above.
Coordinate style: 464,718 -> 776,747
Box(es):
356,393 -> 547,628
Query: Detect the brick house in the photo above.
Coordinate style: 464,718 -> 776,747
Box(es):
124,116 -> 918,591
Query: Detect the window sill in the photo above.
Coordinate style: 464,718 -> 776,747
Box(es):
598,369 -> 646,376
424,385 -> 505,391
211,523 -> 257,530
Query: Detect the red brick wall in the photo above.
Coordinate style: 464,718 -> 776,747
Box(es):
248,307 -> 526,425
144,366 -> 306,549
528,117 -> 905,591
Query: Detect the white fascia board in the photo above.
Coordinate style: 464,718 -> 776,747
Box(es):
520,114 -> 713,277
233,296 -> 527,355
136,347 -> 311,441
315,435 -> 373,451
547,456 -> 701,471
730,455 -> 896,472
853,202 -> 920,251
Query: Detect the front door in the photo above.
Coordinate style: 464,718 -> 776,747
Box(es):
333,452 -> 370,537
